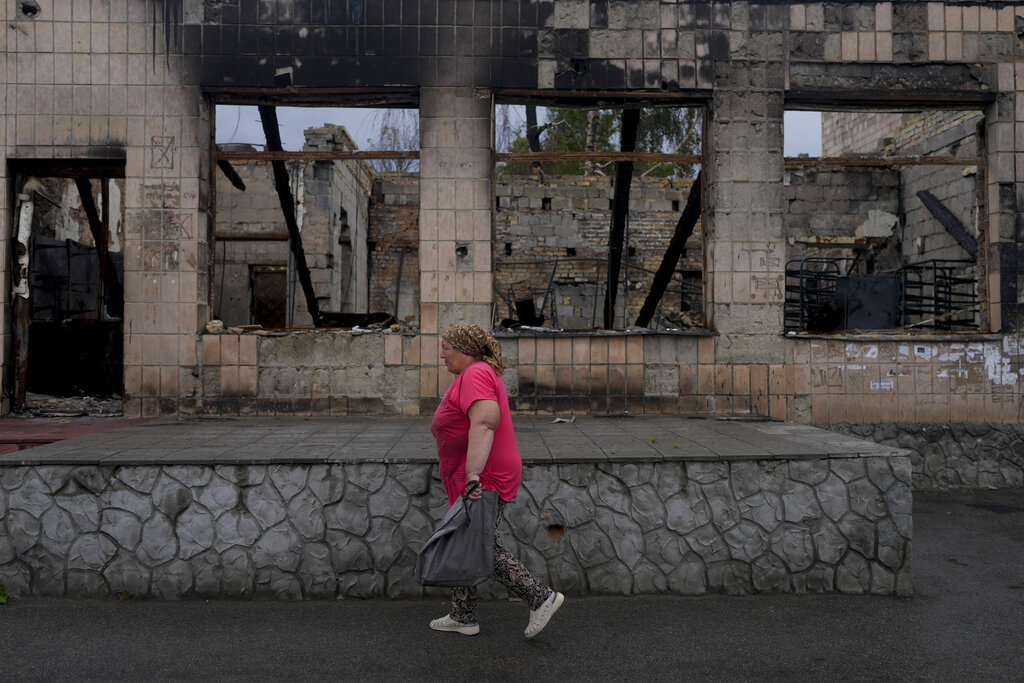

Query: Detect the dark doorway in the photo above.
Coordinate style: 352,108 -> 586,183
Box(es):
9,161 -> 126,414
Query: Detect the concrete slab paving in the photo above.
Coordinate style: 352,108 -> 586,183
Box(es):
0,414 -> 907,466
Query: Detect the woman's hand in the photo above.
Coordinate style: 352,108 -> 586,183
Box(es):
465,477 -> 482,500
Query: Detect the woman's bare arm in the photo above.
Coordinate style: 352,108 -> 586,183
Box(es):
465,399 -> 499,499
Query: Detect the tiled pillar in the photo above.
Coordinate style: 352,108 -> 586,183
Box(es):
121,30 -> 207,416
418,85 -> 493,404
0,0 -> 8,414
706,64 -> 788,368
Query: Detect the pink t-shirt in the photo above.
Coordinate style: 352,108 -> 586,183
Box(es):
430,361 -> 522,506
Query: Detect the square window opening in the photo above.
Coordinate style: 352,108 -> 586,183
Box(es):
783,107 -> 987,334
213,102 -> 420,330
494,99 -> 706,333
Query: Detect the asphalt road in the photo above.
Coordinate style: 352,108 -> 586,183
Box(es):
1,489 -> 1021,683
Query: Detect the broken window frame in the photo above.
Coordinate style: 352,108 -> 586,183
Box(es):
7,159 -> 127,408
782,94 -> 993,336
208,87 -> 420,330
492,90 -> 708,333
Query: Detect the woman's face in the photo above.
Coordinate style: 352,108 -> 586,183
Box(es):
440,340 -> 475,376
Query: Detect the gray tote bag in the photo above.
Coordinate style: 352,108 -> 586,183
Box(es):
414,488 -> 498,587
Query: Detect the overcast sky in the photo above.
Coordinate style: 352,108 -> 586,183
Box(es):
216,106 -> 823,156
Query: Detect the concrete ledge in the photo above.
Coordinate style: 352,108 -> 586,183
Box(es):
0,422 -> 912,599
1,416 -> 907,466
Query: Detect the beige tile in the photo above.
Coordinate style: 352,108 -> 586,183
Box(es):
161,366 -> 178,396
875,3 -> 892,31
841,32 -> 858,61
473,273 -> 492,302
944,5 -> 962,31
141,366 -> 160,398
385,334 -> 403,365
962,6 -> 979,32
403,336 -> 422,365
421,303 -> 438,334
626,335 -> 643,364
536,337 -> 554,364
221,365 -> 238,396
858,32 -> 875,60
927,2 -> 945,30
518,337 -> 536,364
220,334 -> 239,366
945,32 -> 962,61
554,337 -> 572,365
698,336 -> 715,364
202,335 -> 221,366
876,32 -> 893,62
608,337 -> 627,364
571,336 -> 590,365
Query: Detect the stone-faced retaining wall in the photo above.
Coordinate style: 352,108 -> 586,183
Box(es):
828,422 -> 1024,491
0,455 -> 911,599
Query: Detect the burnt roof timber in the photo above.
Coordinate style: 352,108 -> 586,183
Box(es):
785,156 -> 984,168
8,160 -> 126,178
496,152 -> 703,164
214,150 -> 418,162
494,89 -> 709,108
207,87 -> 418,108
786,90 -> 995,110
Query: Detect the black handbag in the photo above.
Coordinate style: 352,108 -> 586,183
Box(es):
414,482 -> 498,587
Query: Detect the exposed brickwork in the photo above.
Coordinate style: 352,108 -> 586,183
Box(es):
368,175 -> 420,322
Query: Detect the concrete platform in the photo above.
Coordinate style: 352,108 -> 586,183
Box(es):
0,414 -> 904,465
0,414 -> 912,598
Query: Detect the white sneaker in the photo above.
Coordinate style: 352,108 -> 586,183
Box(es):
430,614 -> 480,636
525,591 -> 564,639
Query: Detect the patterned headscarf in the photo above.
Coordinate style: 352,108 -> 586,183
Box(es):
442,323 -> 504,376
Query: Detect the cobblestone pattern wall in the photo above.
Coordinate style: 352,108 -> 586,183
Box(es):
828,422 -> 1024,491
0,456 -> 912,599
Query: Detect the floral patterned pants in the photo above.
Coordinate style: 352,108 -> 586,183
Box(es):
450,499 -> 553,624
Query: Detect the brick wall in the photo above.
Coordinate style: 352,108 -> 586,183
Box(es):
368,174 -> 419,323
495,175 -> 703,329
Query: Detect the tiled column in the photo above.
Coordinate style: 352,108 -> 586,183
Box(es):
0,2 -> 7,414
418,85 -> 493,404
121,18 -> 207,417
707,77 -> 788,367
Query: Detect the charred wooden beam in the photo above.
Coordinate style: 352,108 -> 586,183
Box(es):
496,151 -> 702,164
215,150 -> 420,162
785,156 -> 980,168
635,169 -> 703,329
258,104 -> 322,327
216,159 -> 247,191
916,190 -> 979,258
603,108 -> 640,329
213,232 -> 290,241
74,177 -> 124,317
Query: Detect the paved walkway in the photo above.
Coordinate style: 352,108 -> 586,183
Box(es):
0,414 -> 902,465
0,488 -> 1021,682
0,416 -> 148,455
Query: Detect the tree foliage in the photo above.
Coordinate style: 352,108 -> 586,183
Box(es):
366,109 -> 419,173
498,105 -> 701,179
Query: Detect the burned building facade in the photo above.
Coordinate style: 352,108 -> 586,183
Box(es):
2,1 -> 1024,484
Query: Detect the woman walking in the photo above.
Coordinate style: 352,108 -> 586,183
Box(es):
428,323 -> 564,638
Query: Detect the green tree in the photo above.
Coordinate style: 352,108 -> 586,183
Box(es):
498,105 -> 701,179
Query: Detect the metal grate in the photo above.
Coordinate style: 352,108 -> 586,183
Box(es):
899,259 -> 978,330
784,257 -> 858,332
